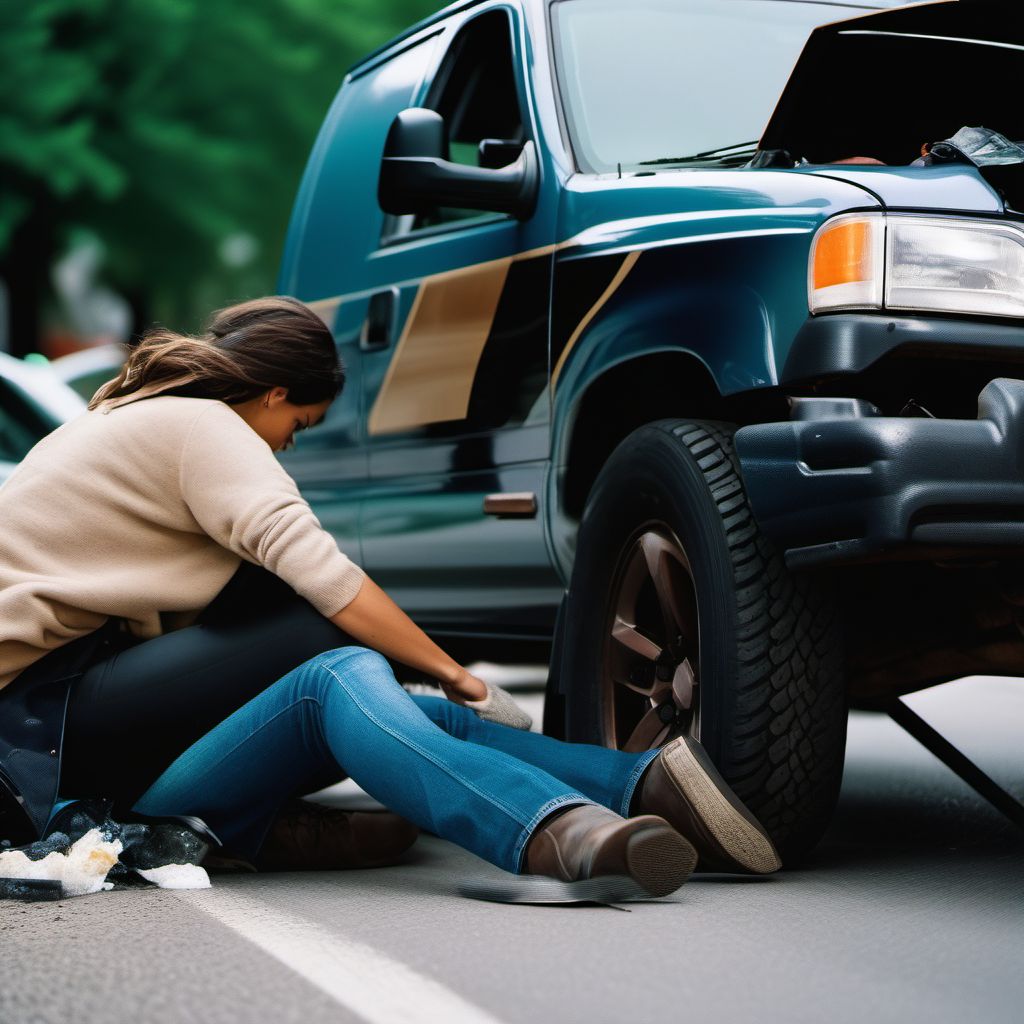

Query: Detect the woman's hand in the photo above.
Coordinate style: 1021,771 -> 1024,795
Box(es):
438,666 -> 489,705
437,665 -> 535,730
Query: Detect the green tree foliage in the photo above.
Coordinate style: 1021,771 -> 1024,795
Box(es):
0,0 -> 439,347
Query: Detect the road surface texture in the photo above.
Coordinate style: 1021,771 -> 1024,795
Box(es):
2,670 -> 1021,1024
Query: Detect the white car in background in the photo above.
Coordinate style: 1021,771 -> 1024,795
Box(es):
0,351 -> 87,487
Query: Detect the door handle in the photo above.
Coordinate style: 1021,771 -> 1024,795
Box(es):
483,492 -> 537,518
360,287 -> 399,351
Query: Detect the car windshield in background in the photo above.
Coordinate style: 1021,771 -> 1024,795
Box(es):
550,0 -> 868,173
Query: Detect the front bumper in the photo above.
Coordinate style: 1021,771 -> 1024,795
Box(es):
734,378 -> 1024,568
781,313 -> 1024,383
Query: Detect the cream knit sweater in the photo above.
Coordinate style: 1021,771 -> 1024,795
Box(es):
0,394 -> 367,691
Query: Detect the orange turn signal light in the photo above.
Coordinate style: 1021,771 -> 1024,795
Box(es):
809,214 -> 884,312
813,218 -> 872,290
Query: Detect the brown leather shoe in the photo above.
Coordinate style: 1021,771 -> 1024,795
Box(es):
252,799 -> 420,872
524,803 -> 696,898
633,736 -> 782,873
200,850 -> 259,874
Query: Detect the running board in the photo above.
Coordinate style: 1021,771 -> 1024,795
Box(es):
887,697 -> 1024,831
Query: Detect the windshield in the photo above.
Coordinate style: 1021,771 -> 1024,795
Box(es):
550,0 -> 870,173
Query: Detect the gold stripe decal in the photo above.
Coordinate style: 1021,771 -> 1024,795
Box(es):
368,257 -> 513,436
550,250 -> 642,393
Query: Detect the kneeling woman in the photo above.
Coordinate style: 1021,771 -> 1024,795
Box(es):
0,297 -> 780,898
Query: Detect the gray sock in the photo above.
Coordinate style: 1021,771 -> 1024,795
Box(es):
463,683 -> 533,731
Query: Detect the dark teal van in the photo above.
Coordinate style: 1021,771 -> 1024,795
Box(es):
278,0 -> 1024,857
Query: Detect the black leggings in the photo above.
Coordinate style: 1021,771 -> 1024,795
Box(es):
60,562 -> 358,815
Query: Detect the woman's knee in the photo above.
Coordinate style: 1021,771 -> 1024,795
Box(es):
305,645 -> 396,692
258,646 -> 399,715
263,645 -> 394,708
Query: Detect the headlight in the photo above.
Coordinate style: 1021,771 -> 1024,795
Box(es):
809,213 -> 1024,318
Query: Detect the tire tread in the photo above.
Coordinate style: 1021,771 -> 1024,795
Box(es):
663,420 -> 846,858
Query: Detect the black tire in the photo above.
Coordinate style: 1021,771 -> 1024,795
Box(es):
562,419 -> 847,861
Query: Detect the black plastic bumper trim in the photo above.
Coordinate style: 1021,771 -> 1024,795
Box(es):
734,377 -> 1024,567
782,313 -> 1024,383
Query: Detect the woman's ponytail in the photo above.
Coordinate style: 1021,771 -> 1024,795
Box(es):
88,296 -> 343,411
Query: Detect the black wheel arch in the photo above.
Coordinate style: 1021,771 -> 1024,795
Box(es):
557,352 -> 788,521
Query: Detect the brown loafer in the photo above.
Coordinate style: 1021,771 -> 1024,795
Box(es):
252,799 -> 420,872
200,850 -> 259,874
633,736 -> 782,874
524,803 -> 696,898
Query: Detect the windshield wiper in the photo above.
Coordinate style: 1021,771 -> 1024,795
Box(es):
637,141 -> 761,167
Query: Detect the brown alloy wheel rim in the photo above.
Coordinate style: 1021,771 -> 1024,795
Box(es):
600,521 -> 701,752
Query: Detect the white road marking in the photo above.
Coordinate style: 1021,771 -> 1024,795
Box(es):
175,888 -> 504,1024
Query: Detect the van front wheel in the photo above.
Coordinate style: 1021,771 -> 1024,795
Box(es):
561,419 -> 847,861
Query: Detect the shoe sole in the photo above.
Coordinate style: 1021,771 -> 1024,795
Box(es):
623,822 -> 697,897
662,737 -> 783,873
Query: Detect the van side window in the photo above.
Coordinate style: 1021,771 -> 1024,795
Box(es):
389,10 -> 526,238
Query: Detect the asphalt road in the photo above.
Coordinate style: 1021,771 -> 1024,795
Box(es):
2,671 -> 1021,1024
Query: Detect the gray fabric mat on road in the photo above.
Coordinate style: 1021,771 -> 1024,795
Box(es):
458,873 -> 677,907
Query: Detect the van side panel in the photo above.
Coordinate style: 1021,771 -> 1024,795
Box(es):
278,35 -> 441,300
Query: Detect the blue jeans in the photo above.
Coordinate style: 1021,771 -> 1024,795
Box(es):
126,646 -> 661,874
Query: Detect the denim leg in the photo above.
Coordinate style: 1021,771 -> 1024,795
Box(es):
410,695 -> 661,818
132,647 -> 598,873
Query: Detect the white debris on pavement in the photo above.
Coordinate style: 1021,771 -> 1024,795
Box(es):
0,828 -> 122,898
0,827 -> 212,899
135,864 -> 211,890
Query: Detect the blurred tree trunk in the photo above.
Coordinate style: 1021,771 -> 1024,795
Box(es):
0,197 -> 56,357
119,284 -> 150,345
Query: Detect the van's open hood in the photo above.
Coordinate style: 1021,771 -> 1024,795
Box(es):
758,0 -> 1022,212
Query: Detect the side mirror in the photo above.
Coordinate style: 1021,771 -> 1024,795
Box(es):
378,108 -> 539,221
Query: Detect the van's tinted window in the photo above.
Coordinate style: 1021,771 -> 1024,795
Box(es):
551,0 -> 863,173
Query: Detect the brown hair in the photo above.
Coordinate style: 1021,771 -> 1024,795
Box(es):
88,296 -> 343,410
